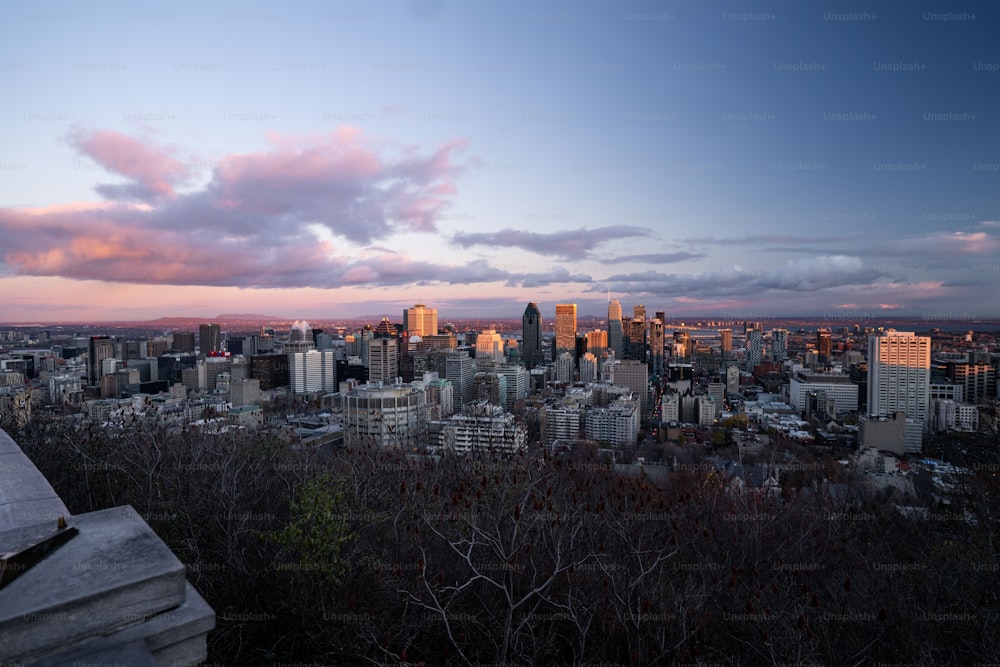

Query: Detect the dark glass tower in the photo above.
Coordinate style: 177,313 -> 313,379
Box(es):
522,302 -> 543,368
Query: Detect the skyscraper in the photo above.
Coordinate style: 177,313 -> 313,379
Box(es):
521,302 -> 543,368
585,329 -> 608,358
88,336 -> 114,385
199,323 -> 221,354
288,349 -> 337,394
475,329 -> 505,365
608,300 -> 623,359
745,329 -> 763,370
446,350 -> 475,407
403,304 -> 438,337
649,318 -> 664,376
555,304 -> 577,356
720,329 -> 733,359
867,331 -> 930,419
771,328 -> 789,362
612,359 -> 649,416
172,331 -> 195,354
369,336 -> 399,384
817,329 -> 832,365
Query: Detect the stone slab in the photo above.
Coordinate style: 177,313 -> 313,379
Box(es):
32,584 -> 213,667
0,506 -> 187,664
0,430 -> 69,533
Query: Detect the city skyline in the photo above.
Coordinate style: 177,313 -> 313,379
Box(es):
1,1 -> 999,322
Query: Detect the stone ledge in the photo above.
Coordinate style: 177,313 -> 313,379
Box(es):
0,430 -> 69,533
0,506 -> 188,664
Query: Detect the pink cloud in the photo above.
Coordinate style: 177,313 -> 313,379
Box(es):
68,128 -> 191,201
0,128 -> 471,287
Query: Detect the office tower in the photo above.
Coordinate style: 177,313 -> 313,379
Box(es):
521,302 -> 543,368
446,350 -> 475,407
720,329 -> 733,358
288,320 -> 311,343
555,304 -> 577,356
555,351 -> 575,384
585,329 -> 608,358
868,331 -> 930,419
199,323 -> 221,354
612,359 -> 649,416
579,352 -> 598,384
475,329 -> 505,365
608,300 -> 624,359
374,316 -> 397,338
649,318 -> 664,375
726,364 -> 740,396
633,304 -> 646,323
172,331 -> 195,354
817,329 -> 832,365
473,372 -> 506,407
288,349 -> 337,394
673,331 -> 690,361
771,328 -> 789,362
369,336 -> 399,384
496,364 -> 528,410
745,328 -> 763,370
404,304 -> 438,337
946,361 -> 996,404
88,336 -> 114,385
628,317 -> 646,362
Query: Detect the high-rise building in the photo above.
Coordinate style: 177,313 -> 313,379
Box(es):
633,304 -> 646,323
946,361 -> 996,405
817,329 -> 832,365
555,304 -> 577,356
288,350 -> 337,394
868,331 -> 930,420
649,318 -> 664,376
473,372 -> 506,407
585,398 -> 639,447
521,302 -> 543,368
288,320 -> 312,343
440,402 -> 527,455
343,383 -> 426,449
369,336 -> 399,384
475,330 -> 505,365
88,336 -> 114,385
446,350 -> 475,407
403,304 -> 438,337
579,352 -> 598,384
771,328 -> 789,362
608,300 -> 624,359
628,317 -> 647,363
745,329 -> 763,370
867,330 -> 930,453
612,359 -> 649,416
585,329 -> 608,359
555,351 -> 575,384
172,331 -> 195,354
199,323 -> 221,354
720,329 -> 733,358
496,364 -> 528,411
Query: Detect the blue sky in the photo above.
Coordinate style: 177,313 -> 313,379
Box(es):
1,0 -> 998,322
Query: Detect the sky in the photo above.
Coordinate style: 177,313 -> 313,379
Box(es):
1,0 -> 998,323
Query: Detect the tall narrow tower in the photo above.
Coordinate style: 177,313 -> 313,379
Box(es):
608,299 -> 623,359
521,302 -> 543,368
555,304 -> 577,357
